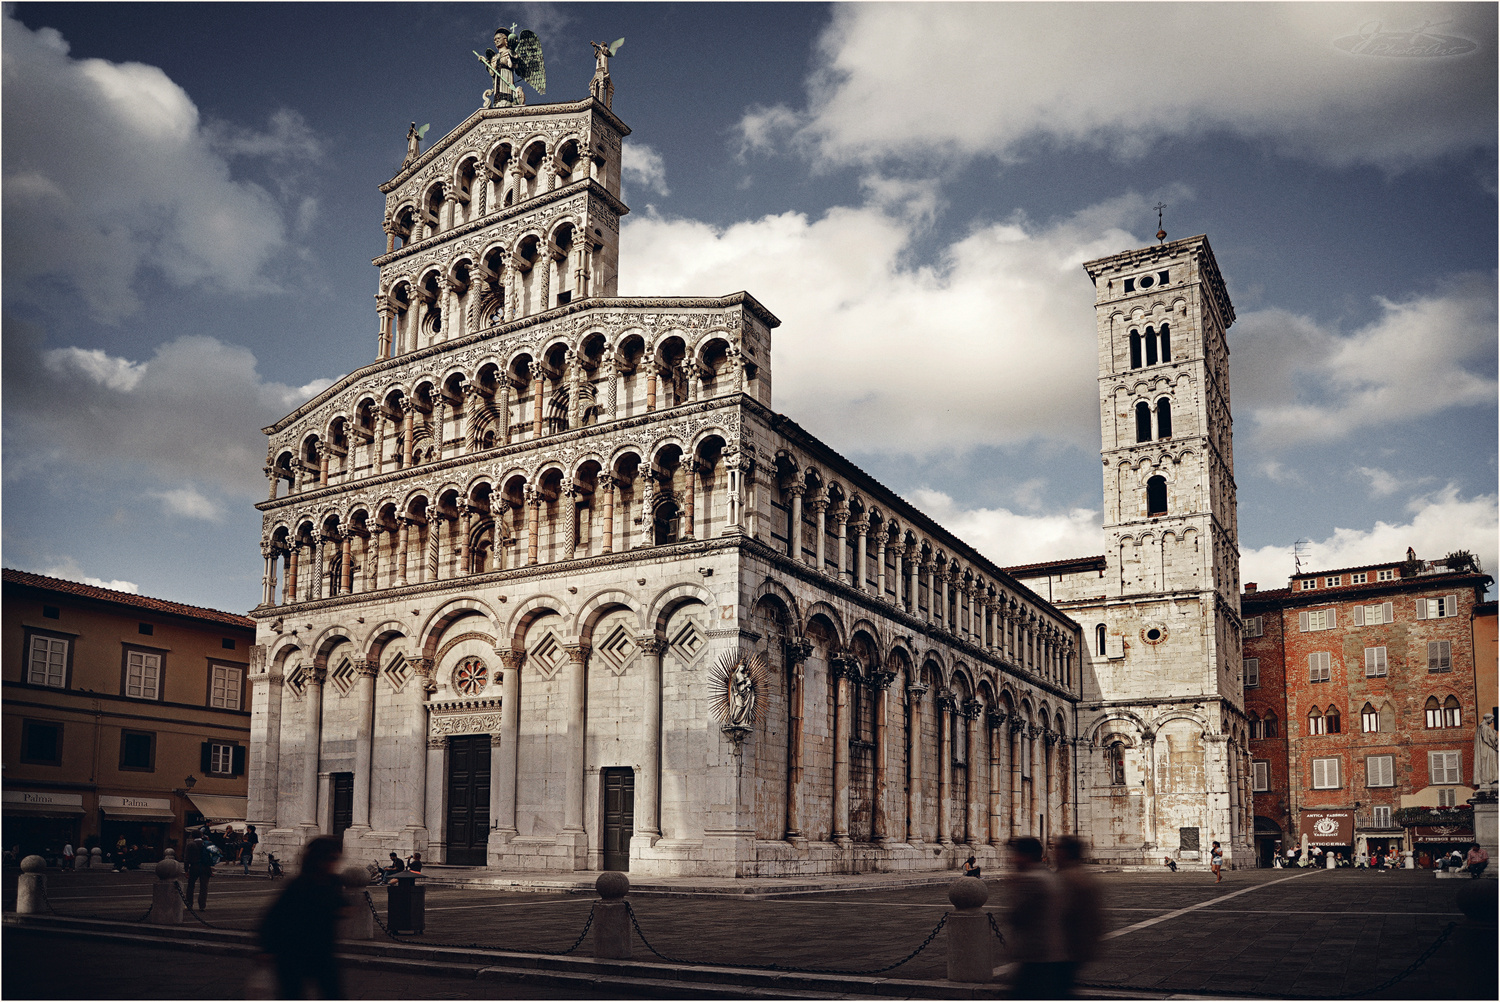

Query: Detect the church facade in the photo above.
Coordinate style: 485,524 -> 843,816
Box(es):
247,86 -> 1089,876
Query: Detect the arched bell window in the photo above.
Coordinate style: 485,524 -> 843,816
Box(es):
1156,398 -> 1173,438
652,499 -> 681,545
1129,330 -> 1143,369
1146,476 -> 1168,517
1095,623 -> 1107,656
1106,741 -> 1125,786
1136,401 -> 1152,443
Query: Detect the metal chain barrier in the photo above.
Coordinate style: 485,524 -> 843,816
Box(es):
175,884 -> 231,930
1079,920 -> 1458,999
624,900 -> 947,976
33,881 -> 153,924
987,912 -> 1007,944
361,890 -> 595,956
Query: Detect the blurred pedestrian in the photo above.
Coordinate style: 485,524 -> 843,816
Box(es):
1210,840 -> 1223,882
1005,837 -> 1065,999
259,836 -> 348,999
1163,856 -> 1177,872
241,825 -> 259,876
1055,836 -> 1103,997
184,835 -> 212,909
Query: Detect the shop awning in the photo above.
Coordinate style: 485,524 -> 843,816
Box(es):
4,802 -> 85,817
1302,810 -> 1355,845
1412,824 -> 1475,843
186,794 -> 247,823
99,806 -> 175,822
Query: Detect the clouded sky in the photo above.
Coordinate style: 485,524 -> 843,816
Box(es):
4,2 -> 1496,612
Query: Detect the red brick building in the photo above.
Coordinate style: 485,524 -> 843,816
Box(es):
1242,552 -> 1489,867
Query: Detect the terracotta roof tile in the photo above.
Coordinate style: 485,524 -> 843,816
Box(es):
3,568 -> 255,629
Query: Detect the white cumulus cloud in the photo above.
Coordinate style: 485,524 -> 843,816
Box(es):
149,486 -> 225,522
38,557 -> 139,594
745,4 -> 1496,172
908,488 -> 1105,569
621,142 -> 670,197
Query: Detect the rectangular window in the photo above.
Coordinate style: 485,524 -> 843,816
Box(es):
1364,647 -> 1388,677
1361,708 -> 1380,733
1308,651 -> 1331,682
1299,609 -> 1335,632
1245,616 -> 1263,638
1439,788 -> 1457,807
1354,603 -> 1393,626
1309,713 -> 1328,735
1252,760 -> 1270,792
210,743 -> 234,775
1373,805 -> 1391,827
20,719 -> 63,765
1426,704 -> 1444,728
1351,572 -> 1368,584
1366,755 -> 1394,787
1444,703 -> 1462,728
42,605 -> 60,619
1429,751 -> 1461,785
1244,658 -> 1260,687
1312,757 -> 1341,789
1427,641 -> 1452,673
209,664 -> 243,710
1376,569 -> 1394,581
124,650 -> 162,700
28,635 -> 69,688
1302,579 -> 1318,590
221,638 -> 236,650
119,730 -> 155,771
1417,595 -> 1459,619
1326,575 -> 1341,587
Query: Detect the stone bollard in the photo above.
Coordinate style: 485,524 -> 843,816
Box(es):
591,871 -> 632,959
1404,851 -> 1415,869
89,847 -> 103,869
337,866 -> 375,940
945,876 -> 993,983
1325,852 -> 1335,869
1455,878 -> 1498,999
147,859 -> 184,924
17,855 -> 47,914
72,852 -> 86,871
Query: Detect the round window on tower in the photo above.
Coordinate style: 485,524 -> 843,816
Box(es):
1140,624 -> 1169,646
1139,274 -> 1155,290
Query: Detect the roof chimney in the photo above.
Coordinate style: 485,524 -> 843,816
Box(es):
1244,582 -> 1257,593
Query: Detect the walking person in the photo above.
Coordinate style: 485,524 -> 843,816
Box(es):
258,836 -> 348,999
62,842 -> 74,869
1005,837 -> 1066,999
1054,836 -> 1104,997
1210,840 -> 1224,882
184,834 -> 212,910
241,825 -> 259,876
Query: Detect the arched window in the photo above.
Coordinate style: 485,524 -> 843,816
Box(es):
1159,323 -> 1171,363
1157,399 -> 1173,438
1095,624 -> 1107,656
1308,707 -> 1325,735
1106,741 -> 1125,786
1263,713 -> 1279,738
1129,331 -> 1142,369
1424,696 -> 1442,728
1249,712 -> 1262,739
1443,695 -> 1462,728
1144,325 -> 1159,366
1326,706 -> 1341,734
653,500 -> 681,545
1135,401 -> 1152,443
1361,703 -> 1379,733
1147,476 -> 1168,517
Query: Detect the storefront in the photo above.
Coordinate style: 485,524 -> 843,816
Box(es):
1301,809 -> 1355,863
97,795 -> 175,858
2,791 -> 84,860
1254,816 -> 1284,868
1410,824 -> 1475,866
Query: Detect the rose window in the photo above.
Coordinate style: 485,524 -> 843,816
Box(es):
453,656 -> 488,696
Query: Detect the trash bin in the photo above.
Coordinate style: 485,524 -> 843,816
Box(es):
387,873 -> 425,933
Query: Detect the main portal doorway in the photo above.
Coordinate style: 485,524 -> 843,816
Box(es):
331,772 -> 354,840
602,767 -> 634,872
445,735 -> 491,865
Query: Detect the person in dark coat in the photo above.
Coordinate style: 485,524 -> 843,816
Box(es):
183,836 -> 212,909
259,836 -> 348,999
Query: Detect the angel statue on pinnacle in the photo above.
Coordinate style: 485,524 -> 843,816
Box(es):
476,24 -> 546,108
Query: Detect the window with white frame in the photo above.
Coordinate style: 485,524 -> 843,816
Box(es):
125,650 -> 161,701
1442,696 -> 1462,728
1326,575 -> 1341,586
1252,760 -> 1270,792
1428,751 -> 1462,785
1364,647 -> 1388,677
1427,640 -> 1452,673
209,742 -> 235,775
1312,757 -> 1341,789
1308,651 -> 1331,682
1354,603 -> 1393,626
1249,714 -> 1263,739
1244,658 -> 1260,687
1302,579 -> 1318,590
1361,704 -> 1380,733
209,664 -> 243,710
1425,696 -> 1444,728
1308,708 -> 1327,734
1417,595 -> 1459,619
1351,572 -> 1368,584
1245,616 -> 1263,638
1376,569 -> 1394,581
28,635 -> 68,688
1366,754 -> 1394,787
1439,788 -> 1458,807
1300,609 -> 1335,632
1373,805 -> 1391,827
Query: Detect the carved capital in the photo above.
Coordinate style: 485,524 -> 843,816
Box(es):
961,698 -> 983,720
936,692 -> 958,713
869,670 -> 896,692
496,648 -> 526,671
783,636 -> 814,666
352,658 -> 379,679
563,643 -> 591,666
427,737 -> 447,749
637,636 -> 668,657
907,682 -> 928,704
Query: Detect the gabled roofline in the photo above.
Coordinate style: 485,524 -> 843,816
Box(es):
3,568 -> 256,628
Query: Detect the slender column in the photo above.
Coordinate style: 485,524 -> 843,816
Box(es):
283,547 -> 297,605
834,509 -> 850,582
988,712 -> 1006,844
1032,724 -> 1045,837
873,530 -> 885,598
645,354 -> 658,412
724,455 -> 746,535
525,489 -> 541,565
922,561 -> 935,622
638,637 -> 667,840
811,497 -> 828,571
906,683 -> 927,841
893,544 -> 905,607
601,479 -> 616,554
400,400 -> 416,467
260,548 -> 276,606
377,304 -> 393,360
937,694 -> 953,844
638,475 -> 656,548
831,657 -> 852,842
907,548 -> 919,613
311,535 -> 325,601
530,362 -> 546,437
853,520 -> 870,591
604,355 -> 619,419
395,519 -> 411,586
457,510 -> 472,574
422,736 -> 443,839
561,645 -> 589,837
1142,731 -> 1159,847
492,650 -> 523,839
871,670 -> 895,842
1010,722 -> 1025,836
966,705 -> 982,844
498,380 -> 512,445
301,666 -> 326,827
783,638 -> 812,839
424,514 -> 440,582
339,533 -> 353,595
787,483 -> 806,561
350,660 -> 377,829
681,462 -> 697,540
938,572 -> 950,631
565,350 -> 582,429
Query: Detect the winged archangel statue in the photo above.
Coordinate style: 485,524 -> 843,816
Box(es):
476,24 -> 546,108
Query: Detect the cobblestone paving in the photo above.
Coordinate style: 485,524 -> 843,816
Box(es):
6,865 -> 1475,998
